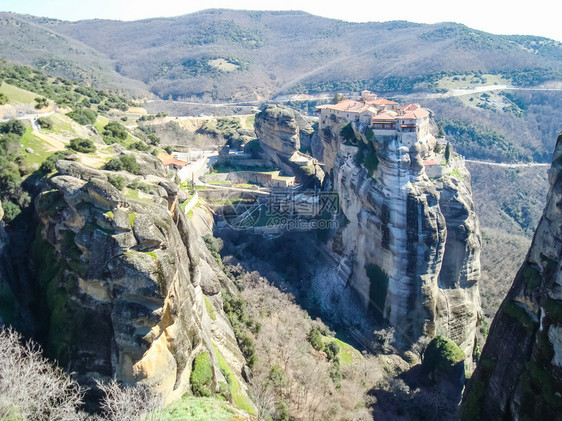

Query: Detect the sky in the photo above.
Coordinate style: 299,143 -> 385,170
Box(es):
1,0 -> 561,42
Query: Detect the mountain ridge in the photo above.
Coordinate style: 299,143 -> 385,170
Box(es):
1,9 -> 560,102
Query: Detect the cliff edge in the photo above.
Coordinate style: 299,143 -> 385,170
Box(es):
461,133 -> 562,419
33,159 -> 254,410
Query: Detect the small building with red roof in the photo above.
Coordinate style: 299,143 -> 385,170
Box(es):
158,154 -> 188,170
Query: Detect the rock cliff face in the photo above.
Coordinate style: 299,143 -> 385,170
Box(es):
462,134 -> 562,420
33,160 -> 252,407
255,105 -> 324,187
0,203 -> 18,325
314,114 -> 481,362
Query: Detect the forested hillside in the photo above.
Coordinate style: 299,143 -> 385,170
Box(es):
1,10 -> 560,102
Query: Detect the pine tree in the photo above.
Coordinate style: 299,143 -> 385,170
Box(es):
445,141 -> 452,163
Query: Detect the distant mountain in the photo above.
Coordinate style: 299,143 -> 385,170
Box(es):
0,13 -> 146,96
2,10 -> 561,101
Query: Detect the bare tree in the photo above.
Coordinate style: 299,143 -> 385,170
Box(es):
0,327 -> 84,420
95,379 -> 161,421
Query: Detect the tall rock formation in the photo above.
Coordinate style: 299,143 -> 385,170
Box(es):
462,134 -> 562,419
255,105 -> 325,187
33,160 -> 253,409
313,105 -> 481,363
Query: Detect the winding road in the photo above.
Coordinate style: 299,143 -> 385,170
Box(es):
465,159 -> 550,168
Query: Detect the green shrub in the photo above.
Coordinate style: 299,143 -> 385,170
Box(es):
275,400 -> 290,421
127,180 -> 151,193
102,121 -> 128,142
1,201 -> 21,223
127,141 -> 150,152
107,175 -> 126,191
37,117 -> 53,130
66,108 -> 97,125
222,289 -> 258,368
35,97 -> 48,109
69,138 -> 96,153
325,340 -> 340,362
40,150 -> 71,173
104,155 -> 139,175
147,134 -> 160,146
0,119 -> 25,136
307,327 -> 324,351
190,352 -> 213,397
104,158 -> 123,172
422,336 -> 465,375
0,92 -> 7,105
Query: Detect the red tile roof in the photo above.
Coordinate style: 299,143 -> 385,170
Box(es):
317,100 -> 372,113
368,98 -> 398,106
424,160 -> 440,166
401,108 -> 429,119
372,111 -> 398,121
159,155 -> 187,167
401,103 -> 421,111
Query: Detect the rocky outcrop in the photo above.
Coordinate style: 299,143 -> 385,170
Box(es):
461,134 -> 562,420
33,164 -> 254,409
255,105 -> 324,187
255,105 -> 312,156
314,115 -> 481,364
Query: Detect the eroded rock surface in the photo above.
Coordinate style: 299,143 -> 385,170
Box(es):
462,134 -> 562,419
313,111 -> 481,365
34,164 -> 253,408
255,105 -> 324,187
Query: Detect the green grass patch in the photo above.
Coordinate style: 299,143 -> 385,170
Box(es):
153,395 -> 239,421
212,344 -> 256,416
204,296 -> 217,321
144,251 -> 157,260
93,115 -> 110,134
128,212 -> 137,227
0,82 -> 38,104
207,180 -> 231,185
124,188 -> 151,203
232,183 -> 257,189
48,113 -> 75,133
243,114 -> 255,129
20,128 -> 52,165
331,338 -> 362,365
449,168 -> 462,179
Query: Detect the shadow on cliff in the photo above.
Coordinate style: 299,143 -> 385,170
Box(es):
216,227 -> 379,351
369,362 -> 464,421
